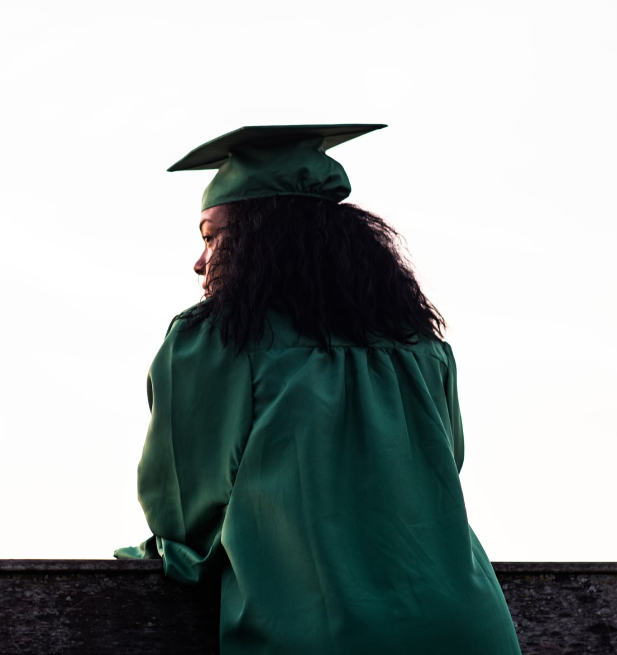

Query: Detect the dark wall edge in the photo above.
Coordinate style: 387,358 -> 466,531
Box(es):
1,560 -> 616,574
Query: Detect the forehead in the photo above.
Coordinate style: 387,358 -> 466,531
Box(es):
199,205 -> 226,230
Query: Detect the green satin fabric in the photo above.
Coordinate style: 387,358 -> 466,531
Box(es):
200,137 -> 351,210
115,309 -> 521,655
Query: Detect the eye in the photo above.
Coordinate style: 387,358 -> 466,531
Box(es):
203,234 -> 212,244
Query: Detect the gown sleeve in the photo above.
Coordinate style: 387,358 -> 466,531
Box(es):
114,315 -> 254,585
442,341 -> 465,473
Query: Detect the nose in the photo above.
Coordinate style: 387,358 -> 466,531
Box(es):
194,251 -> 207,276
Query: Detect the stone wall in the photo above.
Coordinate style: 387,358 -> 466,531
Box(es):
0,560 -> 615,654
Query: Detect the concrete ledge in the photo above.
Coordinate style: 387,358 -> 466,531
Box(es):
3,559 -> 616,574
1,561 -> 616,654
0,559 -> 165,573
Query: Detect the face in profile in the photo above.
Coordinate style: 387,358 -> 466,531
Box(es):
194,205 -> 227,295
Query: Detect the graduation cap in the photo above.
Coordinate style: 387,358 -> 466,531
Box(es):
167,124 -> 387,211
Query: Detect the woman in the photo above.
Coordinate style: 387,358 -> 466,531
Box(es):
115,124 -> 522,654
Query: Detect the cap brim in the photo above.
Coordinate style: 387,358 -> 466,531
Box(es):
167,124 -> 387,172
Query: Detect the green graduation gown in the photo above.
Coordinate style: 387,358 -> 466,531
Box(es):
115,308 -> 521,655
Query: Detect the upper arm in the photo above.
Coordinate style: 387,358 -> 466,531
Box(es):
138,318 -> 254,547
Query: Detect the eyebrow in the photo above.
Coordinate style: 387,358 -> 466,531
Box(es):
199,218 -> 212,230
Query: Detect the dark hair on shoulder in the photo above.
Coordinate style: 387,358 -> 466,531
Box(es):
181,195 -> 446,353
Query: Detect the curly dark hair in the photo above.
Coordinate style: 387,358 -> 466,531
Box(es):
181,195 -> 446,353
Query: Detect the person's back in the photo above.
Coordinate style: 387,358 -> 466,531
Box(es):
218,310 -> 518,654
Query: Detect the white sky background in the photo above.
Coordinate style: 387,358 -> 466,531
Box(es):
0,0 -> 615,561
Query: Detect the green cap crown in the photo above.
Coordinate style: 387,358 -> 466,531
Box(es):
167,124 -> 387,211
